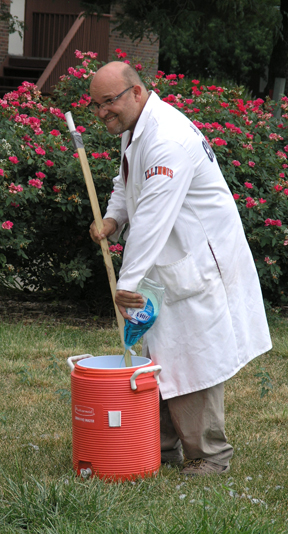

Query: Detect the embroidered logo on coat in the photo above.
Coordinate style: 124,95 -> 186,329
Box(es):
145,166 -> 174,180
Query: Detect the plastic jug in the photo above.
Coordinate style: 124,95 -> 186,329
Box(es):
124,277 -> 165,350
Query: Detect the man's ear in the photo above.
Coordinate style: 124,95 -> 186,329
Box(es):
133,85 -> 142,102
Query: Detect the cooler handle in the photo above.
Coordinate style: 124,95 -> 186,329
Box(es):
67,354 -> 94,371
130,365 -> 162,391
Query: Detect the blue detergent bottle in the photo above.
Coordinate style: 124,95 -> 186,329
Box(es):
124,277 -> 165,350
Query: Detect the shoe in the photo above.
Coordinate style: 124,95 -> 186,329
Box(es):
161,449 -> 184,465
181,458 -> 230,476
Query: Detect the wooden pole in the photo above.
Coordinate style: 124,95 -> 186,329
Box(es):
65,112 -> 131,366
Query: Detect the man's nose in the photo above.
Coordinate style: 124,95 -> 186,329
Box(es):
98,106 -> 109,118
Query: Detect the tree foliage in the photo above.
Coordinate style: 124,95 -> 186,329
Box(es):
112,0 -> 281,93
266,0 -> 288,94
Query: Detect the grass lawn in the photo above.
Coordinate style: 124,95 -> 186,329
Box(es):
0,308 -> 287,533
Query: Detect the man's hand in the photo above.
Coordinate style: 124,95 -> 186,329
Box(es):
115,289 -> 144,320
89,218 -> 118,245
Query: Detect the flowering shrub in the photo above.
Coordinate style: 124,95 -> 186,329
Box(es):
0,54 -> 121,304
1,50 -> 288,306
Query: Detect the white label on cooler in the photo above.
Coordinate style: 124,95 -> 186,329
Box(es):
108,411 -> 122,427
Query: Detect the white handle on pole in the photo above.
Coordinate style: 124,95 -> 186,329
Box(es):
65,112 -> 76,132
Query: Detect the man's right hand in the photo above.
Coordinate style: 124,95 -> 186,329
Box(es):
89,218 -> 118,245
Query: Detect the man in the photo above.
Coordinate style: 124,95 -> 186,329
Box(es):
89,61 -> 272,476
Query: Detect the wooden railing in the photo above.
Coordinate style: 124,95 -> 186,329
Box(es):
36,13 -> 110,94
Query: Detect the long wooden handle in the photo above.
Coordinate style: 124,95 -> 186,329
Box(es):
64,112 -> 131,366
77,148 -> 126,343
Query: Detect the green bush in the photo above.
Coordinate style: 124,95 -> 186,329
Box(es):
1,50 -> 288,308
0,53 -> 122,310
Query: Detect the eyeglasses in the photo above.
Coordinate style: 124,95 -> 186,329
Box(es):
91,86 -> 134,112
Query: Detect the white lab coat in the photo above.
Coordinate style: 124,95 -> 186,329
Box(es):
105,91 -> 272,399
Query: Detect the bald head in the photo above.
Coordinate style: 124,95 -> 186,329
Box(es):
90,61 -> 149,134
91,61 -> 146,91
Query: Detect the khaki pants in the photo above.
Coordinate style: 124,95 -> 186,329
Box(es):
160,383 -> 233,466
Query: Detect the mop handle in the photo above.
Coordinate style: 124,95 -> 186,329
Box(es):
65,112 -> 129,364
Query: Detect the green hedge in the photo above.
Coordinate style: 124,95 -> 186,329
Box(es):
1,50 -> 288,309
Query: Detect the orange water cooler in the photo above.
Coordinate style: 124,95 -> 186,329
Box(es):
67,354 -> 162,481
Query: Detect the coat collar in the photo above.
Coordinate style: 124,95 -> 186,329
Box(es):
133,90 -> 159,140
122,91 -> 160,147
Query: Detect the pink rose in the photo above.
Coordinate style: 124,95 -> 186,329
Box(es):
244,182 -> 253,189
9,183 -> 23,194
233,193 -> 240,200
248,161 -> 255,167
232,160 -> 241,166
213,138 -> 227,146
274,184 -> 283,191
259,198 -> 267,203
246,197 -> 257,208
53,186 -> 61,193
28,178 -> 43,189
75,50 -> 84,59
0,169 -> 4,176
109,243 -> 123,255
76,125 -> 86,133
9,156 -> 19,164
45,160 -> 54,167
50,129 -> 60,136
60,146 -> 68,151
265,218 -> 282,227
35,172 -> 46,179
35,147 -> 45,155
2,220 -> 13,230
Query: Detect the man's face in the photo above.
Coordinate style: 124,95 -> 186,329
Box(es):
90,80 -> 138,134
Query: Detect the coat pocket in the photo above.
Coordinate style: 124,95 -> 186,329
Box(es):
155,252 -> 205,305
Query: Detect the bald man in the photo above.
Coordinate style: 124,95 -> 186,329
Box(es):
89,62 -> 272,476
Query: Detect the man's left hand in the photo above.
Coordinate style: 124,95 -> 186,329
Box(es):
115,290 -> 144,319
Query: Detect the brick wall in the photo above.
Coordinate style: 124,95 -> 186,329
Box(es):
108,5 -> 159,76
0,0 -> 10,64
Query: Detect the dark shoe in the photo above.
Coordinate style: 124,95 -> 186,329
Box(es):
161,449 -> 184,465
181,458 -> 230,476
